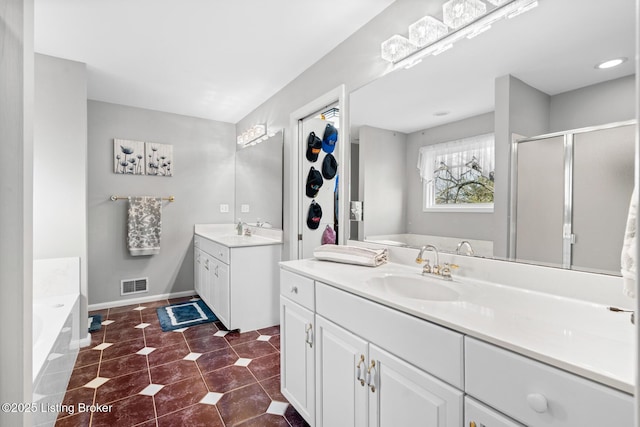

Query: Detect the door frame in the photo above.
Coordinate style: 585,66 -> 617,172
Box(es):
288,85 -> 348,260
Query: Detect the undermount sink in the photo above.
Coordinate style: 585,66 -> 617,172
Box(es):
365,274 -> 460,301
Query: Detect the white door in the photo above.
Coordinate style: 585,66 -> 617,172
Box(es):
210,257 -> 230,328
368,344 -> 463,427
194,248 -> 203,298
299,115 -> 340,259
280,297 -> 315,425
202,252 -> 213,308
315,316 -> 368,427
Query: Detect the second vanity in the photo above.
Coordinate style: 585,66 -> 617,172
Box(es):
194,224 -> 282,331
279,251 -> 634,427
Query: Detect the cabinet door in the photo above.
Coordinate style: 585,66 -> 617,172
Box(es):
280,297 -> 315,425
368,344 -> 463,427
210,257 -> 230,328
315,316 -> 368,427
202,253 -> 213,308
194,248 -> 203,297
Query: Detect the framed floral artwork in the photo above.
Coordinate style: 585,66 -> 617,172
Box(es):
145,142 -> 174,177
114,139 -> 146,175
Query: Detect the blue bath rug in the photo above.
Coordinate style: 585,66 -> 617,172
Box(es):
88,314 -> 102,332
156,299 -> 218,332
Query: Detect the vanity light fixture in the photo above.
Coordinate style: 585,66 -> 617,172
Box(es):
237,123 -> 269,146
409,16 -> 449,48
381,35 -> 417,63
595,57 -> 628,69
380,0 -> 538,68
443,0 -> 487,30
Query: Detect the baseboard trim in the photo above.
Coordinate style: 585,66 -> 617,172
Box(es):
88,290 -> 197,311
78,333 -> 92,349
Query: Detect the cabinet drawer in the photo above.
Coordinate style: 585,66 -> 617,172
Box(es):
465,337 -> 633,426
195,235 -> 230,264
280,269 -> 314,310
465,397 -> 524,427
316,282 -> 464,389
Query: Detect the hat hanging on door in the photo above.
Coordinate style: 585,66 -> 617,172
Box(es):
322,122 -> 338,153
307,200 -> 323,229
322,153 -> 338,180
305,167 -> 323,198
306,131 -> 322,162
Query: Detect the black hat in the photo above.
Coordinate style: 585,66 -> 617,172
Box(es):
306,132 -> 322,162
305,167 -> 323,198
307,200 -> 322,229
322,153 -> 337,180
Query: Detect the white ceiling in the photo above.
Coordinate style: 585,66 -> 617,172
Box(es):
34,0 -> 396,123
351,0 -> 636,134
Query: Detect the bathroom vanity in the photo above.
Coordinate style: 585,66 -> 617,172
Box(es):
194,224 -> 282,331
279,254 -> 634,426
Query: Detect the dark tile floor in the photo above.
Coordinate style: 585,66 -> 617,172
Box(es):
55,296 -> 309,427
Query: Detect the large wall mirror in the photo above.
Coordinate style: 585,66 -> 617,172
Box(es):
235,130 -> 284,229
349,0 -> 635,276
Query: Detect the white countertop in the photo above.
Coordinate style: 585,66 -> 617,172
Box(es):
195,223 -> 283,248
280,258 -> 635,394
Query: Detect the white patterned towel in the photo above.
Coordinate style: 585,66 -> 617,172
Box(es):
313,244 -> 388,267
621,187 -> 637,298
127,197 -> 162,256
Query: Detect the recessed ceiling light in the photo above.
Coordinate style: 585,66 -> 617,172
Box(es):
595,57 -> 627,69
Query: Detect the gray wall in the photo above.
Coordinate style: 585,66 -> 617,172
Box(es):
550,75 -> 635,132
406,113 -> 496,241
0,0 -> 34,422
88,101 -> 235,305
494,75 -> 551,257
360,126 -> 407,237
34,54 -> 88,334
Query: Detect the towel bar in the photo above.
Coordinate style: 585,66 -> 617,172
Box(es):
110,195 -> 175,202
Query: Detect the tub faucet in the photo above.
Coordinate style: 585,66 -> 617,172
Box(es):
456,240 -> 475,256
416,245 -> 440,275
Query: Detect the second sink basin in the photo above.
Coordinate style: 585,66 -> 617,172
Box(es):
364,274 -> 460,301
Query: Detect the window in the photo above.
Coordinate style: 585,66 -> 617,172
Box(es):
417,133 -> 494,212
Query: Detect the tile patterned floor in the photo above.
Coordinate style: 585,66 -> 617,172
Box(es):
55,297 -> 309,427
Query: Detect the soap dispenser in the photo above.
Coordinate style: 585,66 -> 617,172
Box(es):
236,219 -> 243,235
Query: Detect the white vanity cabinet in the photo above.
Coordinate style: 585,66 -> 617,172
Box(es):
280,269 -> 315,425
194,235 -> 280,331
280,260 -> 635,427
465,337 -> 634,427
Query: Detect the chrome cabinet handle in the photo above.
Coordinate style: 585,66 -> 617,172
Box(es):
356,354 -> 366,386
204,259 -> 209,270
215,265 -> 219,277
305,323 -> 313,348
290,286 -> 298,294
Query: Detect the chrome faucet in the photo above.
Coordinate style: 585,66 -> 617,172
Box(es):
416,245 -> 440,275
416,244 -> 456,280
456,240 -> 475,256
